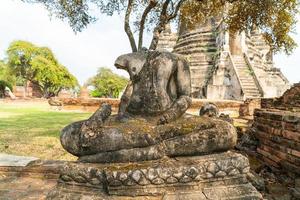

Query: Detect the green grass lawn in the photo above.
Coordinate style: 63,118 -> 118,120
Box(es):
0,101 -> 92,160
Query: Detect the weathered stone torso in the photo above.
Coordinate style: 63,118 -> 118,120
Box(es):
127,52 -> 177,115
127,52 -> 181,115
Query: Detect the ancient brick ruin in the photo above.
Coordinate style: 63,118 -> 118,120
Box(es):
13,81 -> 43,98
157,18 -> 290,100
252,83 -> 300,176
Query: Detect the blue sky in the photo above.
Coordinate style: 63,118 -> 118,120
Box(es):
0,0 -> 299,85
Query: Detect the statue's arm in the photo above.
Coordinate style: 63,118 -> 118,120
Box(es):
158,59 -> 192,124
81,103 -> 112,131
118,81 -> 133,116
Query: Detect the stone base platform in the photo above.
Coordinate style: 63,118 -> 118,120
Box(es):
0,158 -> 66,199
47,151 -> 262,199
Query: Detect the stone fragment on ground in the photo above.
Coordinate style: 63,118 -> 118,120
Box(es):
0,153 -> 39,166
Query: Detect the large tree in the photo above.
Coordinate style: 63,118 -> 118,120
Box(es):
22,0 -> 298,54
7,40 -> 78,97
87,67 -> 128,98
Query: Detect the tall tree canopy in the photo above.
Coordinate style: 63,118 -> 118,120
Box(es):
87,67 -> 128,98
7,40 -> 78,97
23,0 -> 298,54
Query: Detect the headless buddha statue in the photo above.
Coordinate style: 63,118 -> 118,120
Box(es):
60,50 -> 237,163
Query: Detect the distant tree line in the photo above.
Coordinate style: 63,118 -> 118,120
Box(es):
87,67 -> 128,98
0,40 -> 78,98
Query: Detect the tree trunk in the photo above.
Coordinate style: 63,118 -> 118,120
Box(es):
149,0 -> 171,50
149,24 -> 166,50
125,0 -> 138,52
148,0 -> 185,50
138,0 -> 157,50
23,81 -> 27,98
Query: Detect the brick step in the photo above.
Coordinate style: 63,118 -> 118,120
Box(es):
236,71 -> 252,74
243,89 -> 260,94
240,80 -> 257,85
238,72 -> 254,76
245,88 -> 260,92
244,89 -> 261,94
240,78 -> 256,81
243,87 -> 260,92
240,82 -> 257,86
244,91 -> 261,95
241,83 -> 258,87
244,93 -> 261,97
245,95 -> 261,98
237,72 -> 254,76
241,84 -> 258,88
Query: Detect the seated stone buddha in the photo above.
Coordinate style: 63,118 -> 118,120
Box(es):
60,50 -> 237,163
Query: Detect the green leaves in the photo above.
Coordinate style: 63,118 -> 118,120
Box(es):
0,60 -> 16,86
23,0 -> 298,54
6,40 -> 78,97
180,0 -> 299,54
88,67 -> 128,98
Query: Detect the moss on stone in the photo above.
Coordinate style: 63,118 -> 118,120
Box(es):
102,114 -> 218,138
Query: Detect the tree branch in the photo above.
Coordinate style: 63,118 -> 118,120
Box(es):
149,0 -> 171,50
138,0 -> 158,50
168,0 -> 185,20
124,0 -> 138,52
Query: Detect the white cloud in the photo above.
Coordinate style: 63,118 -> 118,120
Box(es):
0,0 -> 299,85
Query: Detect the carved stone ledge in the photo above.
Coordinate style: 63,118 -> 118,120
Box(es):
47,151 -> 262,199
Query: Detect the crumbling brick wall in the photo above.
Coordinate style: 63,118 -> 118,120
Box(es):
252,83 -> 300,175
253,109 -> 300,175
